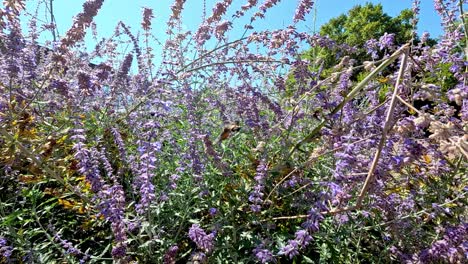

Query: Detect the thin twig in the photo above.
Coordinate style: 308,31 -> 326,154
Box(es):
359,191 -> 467,231
118,58 -> 281,123
184,59 -> 285,73
263,167 -> 299,204
356,47 -> 409,207
266,190 -> 467,223
288,44 -> 410,157
396,94 -> 423,115
266,133 -> 378,203
176,37 -> 247,74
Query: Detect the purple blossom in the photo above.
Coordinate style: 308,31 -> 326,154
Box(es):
119,23 -> 144,73
97,183 -> 127,238
0,0 -> 466,262
259,0 -> 280,13
249,159 -> 267,212
0,238 -> 12,261
111,127 -> 127,163
188,224 -> 215,253
365,38 -> 379,59
301,208 -> 324,232
168,173 -> 181,190
410,0 -> 421,36
134,170 -> 156,214
170,0 -> 185,20
253,247 -> 274,263
116,53 -> 133,82
420,31 -> 430,43
61,0 -> 104,48
49,78 -> 69,97
242,0 -> 258,11
194,22 -> 212,45
293,0 -> 314,23
278,240 -> 299,259
111,243 -> 127,259
132,123 -> 161,214
51,231 -> 87,259
207,0 -> 232,24
378,32 -> 395,50
71,130 -> 103,193
417,223 -> 468,263
214,20 -> 231,39
209,208 -> 217,216
163,245 -> 179,264
294,230 -> 312,248
141,7 -> 154,31
77,71 -> 92,93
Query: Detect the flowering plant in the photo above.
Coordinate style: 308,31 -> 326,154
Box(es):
0,0 -> 466,263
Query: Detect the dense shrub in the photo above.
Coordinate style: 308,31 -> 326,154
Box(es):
0,0 -> 466,263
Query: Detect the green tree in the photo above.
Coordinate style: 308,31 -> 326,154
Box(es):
304,3 -> 415,69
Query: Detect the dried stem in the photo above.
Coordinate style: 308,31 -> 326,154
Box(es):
355,47 -> 409,207
0,126 -> 90,203
396,94 -> 423,115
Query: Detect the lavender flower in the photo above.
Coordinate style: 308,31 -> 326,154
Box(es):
410,0 -> 421,37
97,184 -> 127,232
111,242 -> 127,259
163,245 -> 179,264
170,0 -> 186,21
208,208 -> 217,216
168,173 -> 181,190
277,229 -> 312,260
61,0 -> 104,48
253,247 -> 274,263
301,208 -> 324,232
242,0 -> 258,11
214,20 -> 231,39
141,7 -> 154,31
52,231 -> 85,258
365,38 -> 379,59
71,130 -> 103,192
111,127 -> 127,162
188,224 -> 215,253
207,0 -> 232,24
417,223 -> 468,263
278,240 -> 299,259
249,159 -> 267,212
293,230 -> 312,248
0,238 -> 12,261
378,32 -> 395,51
259,0 -> 280,13
194,22 -> 212,45
131,121 -> 161,214
293,0 -> 314,23
116,53 -> 133,82
77,71 -> 92,93
49,78 -> 69,97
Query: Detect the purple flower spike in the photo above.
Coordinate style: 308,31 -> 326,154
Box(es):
188,224 -> 215,253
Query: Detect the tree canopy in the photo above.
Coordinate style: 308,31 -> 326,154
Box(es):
304,3 -> 415,68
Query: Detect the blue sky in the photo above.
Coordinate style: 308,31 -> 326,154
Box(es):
19,0 -> 446,71
23,0 -> 444,47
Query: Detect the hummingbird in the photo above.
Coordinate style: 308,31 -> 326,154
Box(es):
216,120 -> 241,144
